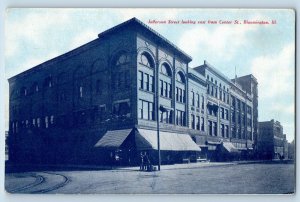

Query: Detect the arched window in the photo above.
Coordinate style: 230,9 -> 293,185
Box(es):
161,63 -> 172,76
140,52 -> 154,68
114,51 -> 129,66
176,71 -> 185,83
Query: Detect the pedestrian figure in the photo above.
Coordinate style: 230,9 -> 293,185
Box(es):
140,152 -> 145,171
144,152 -> 151,171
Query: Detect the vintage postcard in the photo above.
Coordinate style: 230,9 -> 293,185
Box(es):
4,8 -> 295,194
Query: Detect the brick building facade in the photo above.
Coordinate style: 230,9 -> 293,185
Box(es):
258,120 -> 288,160
8,18 -> 258,165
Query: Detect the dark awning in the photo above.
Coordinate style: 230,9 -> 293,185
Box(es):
94,129 -> 132,149
136,129 -> 201,151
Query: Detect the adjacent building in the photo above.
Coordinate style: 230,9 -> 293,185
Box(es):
8,18 -> 258,165
258,120 -> 288,160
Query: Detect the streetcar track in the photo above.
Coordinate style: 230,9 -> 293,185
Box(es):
8,172 -> 70,194
8,174 -> 45,193
30,172 -> 70,194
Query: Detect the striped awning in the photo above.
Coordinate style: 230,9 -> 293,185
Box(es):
222,142 -> 239,153
94,129 -> 132,149
136,129 -> 201,151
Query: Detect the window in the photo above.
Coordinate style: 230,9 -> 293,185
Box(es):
149,75 -> 154,92
160,80 -> 164,96
138,71 -> 143,89
21,87 -> 27,96
115,52 -> 129,66
37,118 -> 41,128
225,125 -> 229,138
196,116 -> 200,130
45,116 -> 49,128
213,122 -> 217,136
164,81 -> 168,97
179,89 -> 183,102
44,76 -> 53,88
176,71 -> 185,83
144,73 -> 149,91
197,93 -> 200,108
176,110 -> 185,126
191,114 -> 195,129
168,83 -> 172,98
96,80 -> 101,93
141,52 -> 154,68
15,122 -> 18,133
220,89 -> 222,100
160,110 -> 171,123
138,99 -> 154,120
201,117 -> 205,131
113,102 -> 131,116
221,124 -> 224,137
207,84 -> 210,94
33,82 -> 39,92
50,115 -> 54,125
79,86 -> 83,98
231,111 -> 235,123
32,119 -> 36,127
220,107 -> 224,119
208,121 -> 212,136
161,63 -> 172,76
118,73 -> 122,88
225,109 -> 229,120
25,120 -> 29,128
125,71 -> 130,88
232,126 -> 236,138
201,95 -> 204,109
191,91 -> 195,106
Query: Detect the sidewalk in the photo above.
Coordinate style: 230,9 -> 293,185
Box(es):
6,159 -> 292,173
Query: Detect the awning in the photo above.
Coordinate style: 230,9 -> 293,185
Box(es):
222,142 -> 239,153
136,129 -> 201,151
94,129 -> 132,149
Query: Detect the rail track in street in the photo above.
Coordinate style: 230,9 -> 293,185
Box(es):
7,172 -> 70,194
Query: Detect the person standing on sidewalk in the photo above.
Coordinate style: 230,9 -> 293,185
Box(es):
140,152 -> 145,171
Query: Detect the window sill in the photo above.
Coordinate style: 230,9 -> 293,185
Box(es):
160,95 -> 172,100
139,88 -> 155,94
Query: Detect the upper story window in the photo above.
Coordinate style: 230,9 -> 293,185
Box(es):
115,52 -> 129,66
44,76 -> 53,88
96,80 -> 102,94
20,87 -> 27,96
32,82 -> 39,93
161,63 -> 172,76
140,52 -> 154,68
176,71 -> 185,83
79,86 -> 83,98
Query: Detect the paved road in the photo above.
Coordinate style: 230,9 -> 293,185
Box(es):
5,162 -> 295,194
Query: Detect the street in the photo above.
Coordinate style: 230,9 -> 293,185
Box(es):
5,162 -> 295,194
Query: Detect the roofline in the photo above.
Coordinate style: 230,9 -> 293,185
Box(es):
98,17 -> 192,62
194,60 -> 232,84
8,38 -> 100,82
236,74 -> 258,84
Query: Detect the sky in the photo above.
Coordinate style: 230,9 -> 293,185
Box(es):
4,8 -> 295,142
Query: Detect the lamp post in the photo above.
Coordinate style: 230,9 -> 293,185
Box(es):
157,106 -> 167,171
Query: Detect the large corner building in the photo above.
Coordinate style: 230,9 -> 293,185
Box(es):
8,18 -> 258,165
